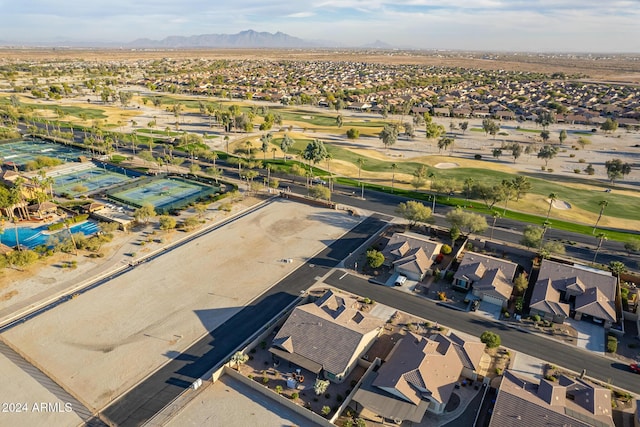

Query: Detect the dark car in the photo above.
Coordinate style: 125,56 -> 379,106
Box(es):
470,300 -> 480,312
630,363 -> 640,374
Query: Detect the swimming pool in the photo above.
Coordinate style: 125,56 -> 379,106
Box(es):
0,221 -> 100,249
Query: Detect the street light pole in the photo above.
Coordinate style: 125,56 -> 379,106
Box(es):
361,182 -> 364,199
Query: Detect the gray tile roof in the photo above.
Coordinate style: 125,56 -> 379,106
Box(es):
489,371 -> 614,427
270,290 -> 383,376
382,232 -> 441,266
531,260 -> 617,322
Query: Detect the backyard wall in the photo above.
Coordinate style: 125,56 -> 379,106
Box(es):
224,367 -> 336,427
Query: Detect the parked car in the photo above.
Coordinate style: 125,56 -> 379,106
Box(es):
629,363 -> 640,374
394,275 -> 407,286
470,300 -> 480,312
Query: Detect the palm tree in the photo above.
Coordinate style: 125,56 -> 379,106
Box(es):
356,157 -> 365,181
490,211 -> 501,240
546,193 -> 557,220
325,152 -> 334,193
539,220 -> 551,250
390,163 -> 398,193
593,232 -> 607,264
224,135 -> 230,154
464,177 -> 474,200
592,200 -> 608,234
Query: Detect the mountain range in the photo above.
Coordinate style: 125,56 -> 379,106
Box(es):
0,30 -> 395,50
128,29 -> 317,48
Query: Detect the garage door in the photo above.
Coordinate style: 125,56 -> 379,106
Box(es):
481,294 -> 505,307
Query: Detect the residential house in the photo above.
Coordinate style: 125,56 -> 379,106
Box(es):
353,332 -> 488,422
490,370 -> 614,427
453,252 -> 518,308
270,290 -> 383,383
529,260 -> 618,327
381,232 -> 442,281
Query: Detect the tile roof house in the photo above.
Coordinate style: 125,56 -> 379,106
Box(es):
530,260 -> 618,327
270,290 -> 383,383
453,252 -> 518,307
381,232 -> 442,281
353,332 -> 488,421
489,370 -> 614,427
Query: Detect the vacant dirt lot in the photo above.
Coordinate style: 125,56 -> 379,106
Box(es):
1,199 -> 360,411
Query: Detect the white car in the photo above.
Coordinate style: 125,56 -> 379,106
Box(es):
394,275 -> 407,286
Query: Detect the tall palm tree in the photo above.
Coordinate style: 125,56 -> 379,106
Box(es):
539,220 -> 551,250
325,153 -> 334,193
356,157 -> 365,180
593,232 -> 607,264
546,193 -> 557,220
592,200 -> 608,234
390,163 -> 398,193
464,177 -> 474,200
490,211 -> 501,240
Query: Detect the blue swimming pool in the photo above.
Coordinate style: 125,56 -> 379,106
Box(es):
0,221 -> 100,249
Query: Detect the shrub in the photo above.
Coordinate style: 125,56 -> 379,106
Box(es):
503,312 -> 510,318
262,376 -> 269,384
547,168 -> 554,172
480,331 -> 501,348
569,153 -> 576,158
474,154 -> 482,160
541,166 -> 546,171
532,314 -> 541,322
607,336 -> 618,353
48,222 -> 65,231
574,169 -> 581,174
578,158 -> 586,163
438,291 -> 447,301
495,368 -> 503,375
440,244 -> 452,255
435,253 -> 444,263
321,406 -> 331,416
291,392 -> 299,399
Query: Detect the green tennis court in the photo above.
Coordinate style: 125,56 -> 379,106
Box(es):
107,176 -> 219,213
0,139 -> 88,168
53,166 -> 133,196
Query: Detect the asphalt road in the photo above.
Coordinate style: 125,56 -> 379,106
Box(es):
324,270 -> 640,395
275,179 -> 640,271
101,214 -> 390,426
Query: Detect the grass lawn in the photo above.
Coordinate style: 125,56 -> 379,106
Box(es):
135,128 -> 183,137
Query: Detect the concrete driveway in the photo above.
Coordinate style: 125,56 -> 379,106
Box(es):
566,318 -> 605,354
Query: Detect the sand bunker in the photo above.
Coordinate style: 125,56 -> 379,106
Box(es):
435,162 -> 459,169
550,199 -> 572,210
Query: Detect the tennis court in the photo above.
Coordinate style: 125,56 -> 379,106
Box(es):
107,176 -> 219,213
0,139 -> 88,168
53,164 -> 135,196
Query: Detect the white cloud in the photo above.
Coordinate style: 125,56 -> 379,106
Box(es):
286,12 -> 315,18
0,0 -> 638,51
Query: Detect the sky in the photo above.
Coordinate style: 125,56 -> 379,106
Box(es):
1,0 -> 639,52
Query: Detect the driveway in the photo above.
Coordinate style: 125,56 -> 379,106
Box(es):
565,318 -> 605,354
475,300 -> 502,320
510,352 -> 546,381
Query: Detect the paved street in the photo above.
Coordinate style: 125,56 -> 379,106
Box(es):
324,270 -> 640,395
277,180 -> 640,271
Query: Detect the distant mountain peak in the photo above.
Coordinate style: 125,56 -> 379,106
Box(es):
128,29 -> 315,48
362,39 -> 394,49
